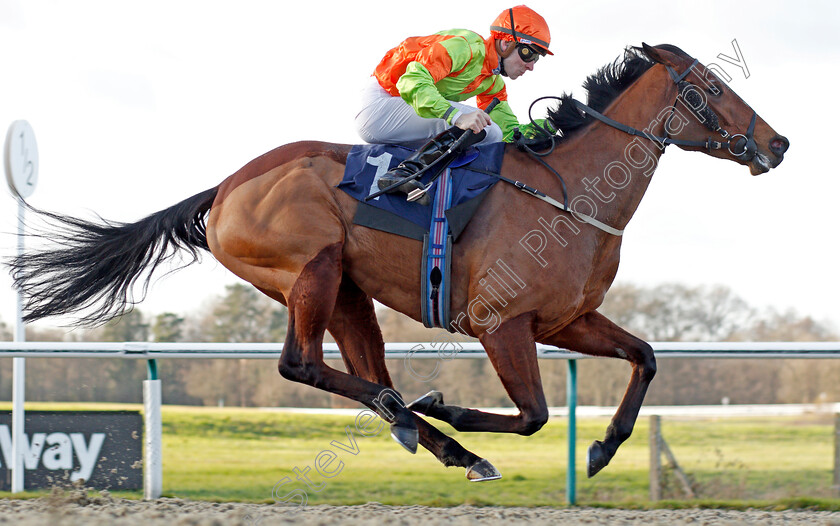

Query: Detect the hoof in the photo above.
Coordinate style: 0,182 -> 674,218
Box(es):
586,440 -> 610,478
390,423 -> 418,454
406,390 -> 443,415
466,459 -> 502,482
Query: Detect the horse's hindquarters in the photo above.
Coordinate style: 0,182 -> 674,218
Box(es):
207,154 -> 348,302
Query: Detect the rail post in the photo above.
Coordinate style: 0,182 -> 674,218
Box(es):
144,359 -> 162,499
649,415 -> 662,501
834,413 -> 839,497
566,359 -> 577,504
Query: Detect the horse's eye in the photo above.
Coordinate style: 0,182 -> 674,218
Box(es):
708,83 -> 721,96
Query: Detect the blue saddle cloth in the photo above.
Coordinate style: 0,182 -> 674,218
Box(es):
337,142 -> 505,241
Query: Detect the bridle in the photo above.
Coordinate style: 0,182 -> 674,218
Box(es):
521,58 -> 758,162
662,59 -> 757,159
573,59 -> 758,161
486,54 -> 761,238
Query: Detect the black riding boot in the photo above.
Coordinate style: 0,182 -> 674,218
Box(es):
378,127 -> 473,205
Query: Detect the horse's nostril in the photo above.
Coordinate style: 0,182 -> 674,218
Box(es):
770,136 -> 789,155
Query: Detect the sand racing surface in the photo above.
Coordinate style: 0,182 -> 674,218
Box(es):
0,489 -> 838,526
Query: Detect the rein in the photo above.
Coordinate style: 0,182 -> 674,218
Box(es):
465,165 -> 625,236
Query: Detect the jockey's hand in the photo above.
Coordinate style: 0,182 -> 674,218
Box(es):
454,111 -> 492,134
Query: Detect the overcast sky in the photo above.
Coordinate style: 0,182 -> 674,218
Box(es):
1,0 -> 838,334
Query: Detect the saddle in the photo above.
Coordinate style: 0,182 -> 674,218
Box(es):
338,142 -> 506,328
338,142 -> 504,241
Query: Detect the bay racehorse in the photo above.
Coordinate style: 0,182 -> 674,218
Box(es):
9,44 -> 788,481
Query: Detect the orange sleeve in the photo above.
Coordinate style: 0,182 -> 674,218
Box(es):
413,41 -> 454,83
374,35 -> 456,96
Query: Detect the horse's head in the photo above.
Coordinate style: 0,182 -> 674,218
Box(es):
641,43 -> 788,175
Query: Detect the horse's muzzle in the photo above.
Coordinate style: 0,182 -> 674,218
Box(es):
748,135 -> 789,175
770,135 -> 790,159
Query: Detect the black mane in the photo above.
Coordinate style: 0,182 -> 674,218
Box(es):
545,46 -> 657,141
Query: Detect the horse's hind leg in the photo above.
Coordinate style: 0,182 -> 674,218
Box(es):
543,311 -> 656,477
277,243 -> 419,452
327,275 -> 496,481
409,312 -> 550,436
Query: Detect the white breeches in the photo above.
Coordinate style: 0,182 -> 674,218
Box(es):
354,77 -> 503,148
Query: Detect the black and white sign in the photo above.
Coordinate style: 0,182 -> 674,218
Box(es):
0,411 -> 142,490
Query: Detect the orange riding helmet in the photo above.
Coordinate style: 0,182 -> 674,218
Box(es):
490,5 -> 553,56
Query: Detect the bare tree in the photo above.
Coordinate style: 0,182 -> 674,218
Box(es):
0,318 -> 10,341
152,312 -> 184,342
180,284 -> 288,406
6,281 -> 835,407
599,283 -> 754,342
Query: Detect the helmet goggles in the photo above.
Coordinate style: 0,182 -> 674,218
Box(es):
516,43 -> 543,63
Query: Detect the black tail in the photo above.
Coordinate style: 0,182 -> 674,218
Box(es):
7,187 -> 219,326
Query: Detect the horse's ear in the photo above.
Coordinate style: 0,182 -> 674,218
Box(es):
641,42 -> 664,63
641,43 -> 680,68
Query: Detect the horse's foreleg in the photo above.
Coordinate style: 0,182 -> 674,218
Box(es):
543,310 -> 656,477
410,313 -> 550,437
327,275 -> 491,480
277,243 -> 419,453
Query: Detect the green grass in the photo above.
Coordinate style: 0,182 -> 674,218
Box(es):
1,402 -> 839,508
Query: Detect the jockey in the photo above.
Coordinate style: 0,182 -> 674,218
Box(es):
355,5 -> 553,204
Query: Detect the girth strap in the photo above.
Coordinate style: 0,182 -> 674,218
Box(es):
421,168 -> 454,328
